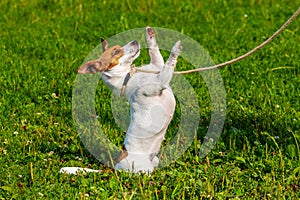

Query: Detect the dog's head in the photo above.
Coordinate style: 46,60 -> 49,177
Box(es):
78,39 -> 140,74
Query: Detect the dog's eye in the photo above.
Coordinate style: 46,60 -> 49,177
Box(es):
113,49 -> 121,55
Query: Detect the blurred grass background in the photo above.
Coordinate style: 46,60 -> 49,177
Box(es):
0,0 -> 299,199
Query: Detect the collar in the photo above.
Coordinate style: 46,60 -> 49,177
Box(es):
120,65 -> 160,96
120,65 -> 137,96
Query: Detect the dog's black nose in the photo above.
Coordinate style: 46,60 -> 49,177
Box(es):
131,40 -> 138,45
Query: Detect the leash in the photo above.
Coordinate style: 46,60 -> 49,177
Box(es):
120,7 -> 299,96
133,7 -> 300,75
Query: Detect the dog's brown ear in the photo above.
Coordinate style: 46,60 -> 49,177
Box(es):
101,38 -> 108,52
77,60 -> 103,74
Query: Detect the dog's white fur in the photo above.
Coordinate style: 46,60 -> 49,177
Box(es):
60,27 -> 181,174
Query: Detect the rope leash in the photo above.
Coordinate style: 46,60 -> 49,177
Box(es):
134,7 -> 300,75
120,7 -> 299,96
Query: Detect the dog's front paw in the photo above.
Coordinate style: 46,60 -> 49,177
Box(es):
146,26 -> 155,39
171,40 -> 182,58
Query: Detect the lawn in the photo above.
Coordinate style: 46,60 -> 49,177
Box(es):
0,0 -> 299,199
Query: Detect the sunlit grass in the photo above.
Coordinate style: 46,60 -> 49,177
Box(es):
0,0 -> 299,199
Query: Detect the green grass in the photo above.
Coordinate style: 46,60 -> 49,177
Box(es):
1,0 -> 299,199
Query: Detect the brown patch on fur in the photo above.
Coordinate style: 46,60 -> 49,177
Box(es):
116,145 -> 128,163
100,46 -> 124,71
77,42 -> 124,74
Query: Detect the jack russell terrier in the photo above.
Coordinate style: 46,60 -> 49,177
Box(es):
60,26 -> 182,174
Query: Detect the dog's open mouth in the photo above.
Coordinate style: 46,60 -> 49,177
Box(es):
132,48 -> 140,58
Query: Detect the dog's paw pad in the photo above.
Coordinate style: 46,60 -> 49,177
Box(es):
146,26 -> 155,38
171,41 -> 182,56
175,40 -> 182,50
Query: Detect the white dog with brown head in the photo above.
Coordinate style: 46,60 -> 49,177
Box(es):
60,27 -> 181,174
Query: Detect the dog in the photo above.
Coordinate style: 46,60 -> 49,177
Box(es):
60,26 -> 182,174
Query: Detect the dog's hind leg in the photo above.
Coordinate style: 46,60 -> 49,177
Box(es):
159,41 -> 182,87
146,26 -> 164,68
